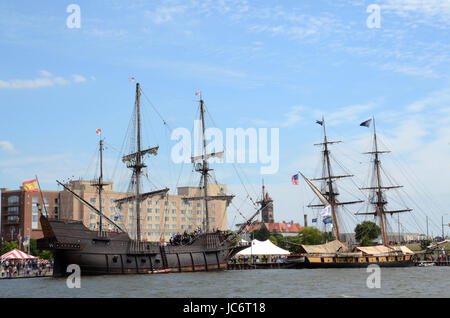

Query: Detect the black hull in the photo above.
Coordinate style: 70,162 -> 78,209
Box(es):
37,216 -> 246,276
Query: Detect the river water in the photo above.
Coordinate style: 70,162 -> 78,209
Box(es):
0,267 -> 448,298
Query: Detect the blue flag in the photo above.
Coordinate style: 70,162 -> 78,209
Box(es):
312,218 -> 318,223
323,216 -> 332,224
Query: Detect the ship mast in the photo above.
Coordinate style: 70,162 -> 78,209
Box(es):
358,116 -> 412,245
310,117 -> 363,241
184,94 -> 234,233
121,83 -> 161,241
200,98 -> 211,232
91,137 -> 105,234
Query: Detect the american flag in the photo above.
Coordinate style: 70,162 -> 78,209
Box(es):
129,77 -> 135,82
291,174 -> 299,185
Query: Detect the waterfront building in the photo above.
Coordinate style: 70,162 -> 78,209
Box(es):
1,180 -> 230,244
59,180 -> 229,242
0,187 -> 59,244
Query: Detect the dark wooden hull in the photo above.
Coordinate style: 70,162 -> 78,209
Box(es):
37,216 -> 244,276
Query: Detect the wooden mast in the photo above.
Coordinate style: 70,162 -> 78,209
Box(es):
199,98 -> 210,232
321,118 -> 341,241
98,138 -> 104,234
357,116 -> 412,245
373,117 -> 388,244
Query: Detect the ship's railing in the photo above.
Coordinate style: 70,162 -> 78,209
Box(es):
97,231 -> 110,238
128,240 -> 159,254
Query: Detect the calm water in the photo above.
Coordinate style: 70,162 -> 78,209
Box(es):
0,267 -> 448,298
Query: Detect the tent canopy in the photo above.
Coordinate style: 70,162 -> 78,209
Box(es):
298,240 -> 347,254
1,249 -> 37,260
237,239 -> 290,256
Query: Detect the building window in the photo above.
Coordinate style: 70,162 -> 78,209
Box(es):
172,225 -> 176,230
172,217 -> 177,222
90,198 -> 96,203
180,210 -> 186,214
164,224 -> 169,229
188,210 -> 193,214
196,210 -> 201,215
54,207 -> 59,219
164,201 -> 168,206
155,200 -> 159,205
172,209 -> 176,214
164,209 -> 169,214
171,201 -> 176,206
32,197 -> 38,203
155,224 -> 160,229
8,196 -> 19,204
147,200 -> 152,205
54,198 -> 59,205
155,216 -> 160,221
197,218 -> 202,223
165,217 -> 169,222
211,203 -> 215,209
147,216 -> 152,221
196,203 -> 201,207
155,208 -> 160,214
147,224 -> 152,230
7,206 -> 19,213
181,225 -> 185,230
147,208 -> 152,213
181,217 -> 186,222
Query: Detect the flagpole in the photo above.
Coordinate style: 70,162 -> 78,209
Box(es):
35,175 -> 49,217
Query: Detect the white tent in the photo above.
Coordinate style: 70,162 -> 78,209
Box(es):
236,239 -> 290,256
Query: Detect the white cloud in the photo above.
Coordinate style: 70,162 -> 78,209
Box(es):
39,70 -> 52,77
72,74 -> 87,83
0,71 -> 89,89
407,87 -> 450,112
0,141 -> 17,154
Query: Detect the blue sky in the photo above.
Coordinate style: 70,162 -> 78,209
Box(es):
1,0 -> 450,237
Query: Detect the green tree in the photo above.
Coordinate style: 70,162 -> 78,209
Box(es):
252,224 -> 270,241
298,227 -> 323,245
29,239 -> 38,256
355,221 -> 381,246
39,250 -> 53,260
420,240 -> 431,250
1,241 -> 19,255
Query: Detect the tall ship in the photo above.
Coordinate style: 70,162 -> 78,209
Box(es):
291,117 -> 416,268
37,83 -> 256,276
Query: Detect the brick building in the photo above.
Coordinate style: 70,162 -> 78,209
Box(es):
1,180 -> 230,244
1,187 -> 59,244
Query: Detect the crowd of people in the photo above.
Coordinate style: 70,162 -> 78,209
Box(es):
230,255 -> 287,264
0,259 -> 53,278
168,228 -> 204,246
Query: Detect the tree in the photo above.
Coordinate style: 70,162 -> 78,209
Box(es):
298,227 -> 323,245
1,241 -> 19,255
355,221 -> 381,246
252,224 -> 270,241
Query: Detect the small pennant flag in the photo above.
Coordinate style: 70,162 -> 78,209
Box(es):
129,77 -> 135,82
360,119 -> 372,128
291,174 -> 299,185
195,91 -> 201,96
316,120 -> 324,126
22,179 -> 38,192
96,128 -> 102,135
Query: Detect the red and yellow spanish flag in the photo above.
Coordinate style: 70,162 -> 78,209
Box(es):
23,179 -> 38,192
